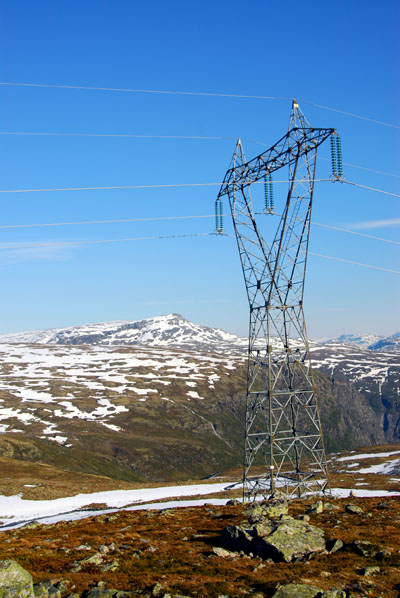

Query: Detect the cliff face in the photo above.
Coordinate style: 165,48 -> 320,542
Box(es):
311,343 -> 400,445
315,371 -> 387,452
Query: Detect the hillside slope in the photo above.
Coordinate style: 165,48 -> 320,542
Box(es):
0,341 -> 396,483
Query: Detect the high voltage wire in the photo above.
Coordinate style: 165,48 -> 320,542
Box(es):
0,179 -> 330,193
2,234 -> 397,275
0,232 -> 213,249
342,180 -> 400,198
222,234 -> 399,274
1,212 -> 399,247
1,131 -> 398,180
0,178 -> 398,198
0,131 -> 251,143
0,182 -> 230,193
339,162 -> 400,180
308,252 -> 400,275
0,214 -> 214,229
0,81 -> 287,101
309,221 -> 400,246
1,81 -> 398,129
257,213 -> 400,246
317,156 -> 400,180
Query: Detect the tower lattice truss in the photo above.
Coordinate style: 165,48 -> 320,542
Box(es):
216,101 -> 336,500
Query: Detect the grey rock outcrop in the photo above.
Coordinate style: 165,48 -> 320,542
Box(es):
272,583 -> 322,597
0,560 -> 34,598
221,516 -> 325,562
82,589 -> 119,598
345,504 -> 364,515
243,494 -> 288,521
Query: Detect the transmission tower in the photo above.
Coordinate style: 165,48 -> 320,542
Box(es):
216,100 -> 337,500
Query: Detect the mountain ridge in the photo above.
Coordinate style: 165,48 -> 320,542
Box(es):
0,314 -> 245,352
1,313 -> 399,354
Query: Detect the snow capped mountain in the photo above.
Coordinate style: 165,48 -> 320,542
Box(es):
321,333 -> 383,350
0,314 -> 248,353
320,332 -> 400,354
368,332 -> 400,354
309,341 -> 400,392
1,314 -> 398,356
337,333 -> 383,349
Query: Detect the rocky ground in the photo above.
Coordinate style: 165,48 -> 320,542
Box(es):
1,490 -> 399,597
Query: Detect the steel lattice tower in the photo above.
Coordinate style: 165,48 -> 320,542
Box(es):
216,101 -> 336,500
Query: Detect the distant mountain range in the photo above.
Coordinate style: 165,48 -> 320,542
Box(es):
0,313 -> 399,354
321,332 -> 400,354
0,314 -> 246,352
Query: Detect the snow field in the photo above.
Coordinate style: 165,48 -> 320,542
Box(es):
0,342 -> 244,444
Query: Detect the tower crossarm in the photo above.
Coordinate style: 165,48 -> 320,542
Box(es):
217,127 -> 334,198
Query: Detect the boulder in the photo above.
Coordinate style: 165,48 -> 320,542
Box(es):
307,501 -> 323,514
82,589 -> 118,598
211,547 -> 237,558
254,519 -> 325,562
19,522 -> 43,531
226,498 -> 241,506
326,538 -> 344,553
33,582 -> 49,598
323,503 -> 340,511
0,560 -> 34,598
345,504 -> 364,515
101,560 -> 119,572
151,583 -> 165,597
351,540 -> 378,558
54,581 -> 71,593
220,524 -> 254,553
272,583 -> 322,597
360,565 -> 380,576
243,494 -> 288,521
221,518 -> 325,562
71,551 -> 105,572
299,514 -> 311,522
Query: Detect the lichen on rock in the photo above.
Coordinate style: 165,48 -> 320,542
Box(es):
0,560 -> 34,598
272,583 -> 323,597
221,516 -> 325,562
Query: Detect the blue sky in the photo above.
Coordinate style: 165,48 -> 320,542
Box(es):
0,0 -> 398,337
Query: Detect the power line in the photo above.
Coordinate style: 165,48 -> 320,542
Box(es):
0,214 -> 214,229
223,232 -> 399,274
0,131 -> 251,143
318,156 -> 400,180
258,212 -> 400,246
308,252 -> 400,275
0,130 -> 268,147
0,81 -> 288,99
1,232 -> 398,274
1,81 -> 398,129
0,179 -> 330,194
2,131 -> 399,180
298,100 -> 400,130
0,182 -> 227,193
0,232 -> 214,250
0,178 -> 398,198
341,179 -> 400,198
1,212 -> 399,247
309,221 -> 400,246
